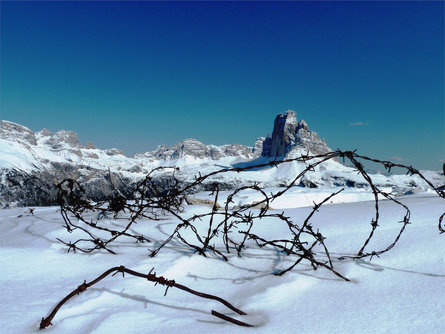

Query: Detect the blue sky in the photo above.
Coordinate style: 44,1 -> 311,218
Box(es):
1,1 -> 443,170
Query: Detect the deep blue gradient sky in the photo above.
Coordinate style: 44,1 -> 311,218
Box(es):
1,1 -> 444,170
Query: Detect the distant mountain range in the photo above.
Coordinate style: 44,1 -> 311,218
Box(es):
1,110 -> 442,208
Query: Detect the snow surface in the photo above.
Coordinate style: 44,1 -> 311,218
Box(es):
188,186 -> 397,210
1,190 -> 444,333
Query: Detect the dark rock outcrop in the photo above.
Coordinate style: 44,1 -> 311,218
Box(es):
261,110 -> 331,157
0,166 -> 137,208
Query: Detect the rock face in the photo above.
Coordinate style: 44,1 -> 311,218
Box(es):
261,110 -> 331,157
36,128 -> 83,149
0,167 -> 136,208
253,137 -> 265,157
0,121 -> 37,146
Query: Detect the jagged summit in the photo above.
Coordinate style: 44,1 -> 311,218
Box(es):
261,110 -> 331,157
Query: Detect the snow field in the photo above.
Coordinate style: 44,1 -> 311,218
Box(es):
0,191 -> 444,333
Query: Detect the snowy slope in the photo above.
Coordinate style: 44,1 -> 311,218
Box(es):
1,191 -> 444,333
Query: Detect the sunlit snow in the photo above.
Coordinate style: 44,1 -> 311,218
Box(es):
1,190 -> 444,333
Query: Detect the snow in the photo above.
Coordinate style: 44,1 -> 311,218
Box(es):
1,191 -> 444,333
188,186 -> 395,209
0,140 -> 43,171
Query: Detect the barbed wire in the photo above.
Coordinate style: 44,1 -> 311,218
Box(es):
55,150 -> 445,279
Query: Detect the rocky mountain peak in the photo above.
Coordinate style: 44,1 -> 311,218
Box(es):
149,138 -> 255,160
261,110 -> 331,157
0,120 -> 37,146
37,128 -> 52,137
172,138 -> 207,159
36,128 -> 83,149
85,142 -> 96,149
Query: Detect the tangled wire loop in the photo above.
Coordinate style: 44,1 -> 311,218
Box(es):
55,150 -> 445,280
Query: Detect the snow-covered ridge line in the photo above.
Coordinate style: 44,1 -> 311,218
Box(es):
1,112 -> 444,209
0,110 -> 332,173
0,120 -> 260,167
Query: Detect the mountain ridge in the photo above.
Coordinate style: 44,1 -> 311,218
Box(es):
1,109 -> 330,162
1,112 -> 443,208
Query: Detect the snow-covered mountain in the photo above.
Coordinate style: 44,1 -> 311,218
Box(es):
1,111 -> 443,208
0,120 -> 258,173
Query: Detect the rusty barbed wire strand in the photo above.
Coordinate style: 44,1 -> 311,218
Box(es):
39,265 -> 252,329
